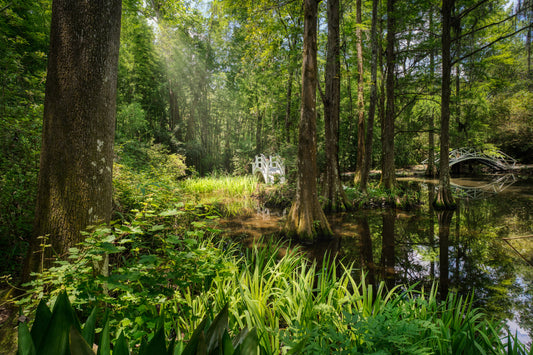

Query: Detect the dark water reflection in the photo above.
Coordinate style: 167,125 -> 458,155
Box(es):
221,175 -> 533,346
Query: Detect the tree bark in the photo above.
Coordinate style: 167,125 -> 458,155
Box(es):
425,9 -> 437,177
24,0 -> 122,279
323,0 -> 349,212
353,0 -> 366,186
285,0 -> 331,242
285,66 -> 294,143
354,0 -> 366,189
435,0 -> 457,209
381,0 -> 396,190
361,0 -> 379,193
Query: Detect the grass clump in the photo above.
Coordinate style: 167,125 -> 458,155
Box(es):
179,175 -> 259,216
346,181 -> 422,210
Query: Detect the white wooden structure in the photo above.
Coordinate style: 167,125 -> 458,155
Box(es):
423,147 -> 517,171
251,154 -> 286,184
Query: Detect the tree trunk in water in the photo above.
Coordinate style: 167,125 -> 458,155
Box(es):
381,0 -> 396,190
381,211 -> 396,290
361,0 -> 379,193
435,0 -> 457,210
285,0 -> 331,242
437,209 -> 454,299
354,0 -> 366,186
24,0 -> 122,280
323,0 -> 349,212
358,215 -> 375,286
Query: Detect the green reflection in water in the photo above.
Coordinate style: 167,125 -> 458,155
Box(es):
332,176 -> 533,345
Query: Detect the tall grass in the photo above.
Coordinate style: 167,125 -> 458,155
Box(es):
180,175 -> 259,216
181,175 -> 258,197
174,241 -> 520,354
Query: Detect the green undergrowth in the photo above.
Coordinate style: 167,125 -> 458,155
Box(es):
346,181 -> 422,210
113,142 -> 259,218
14,220 -> 530,353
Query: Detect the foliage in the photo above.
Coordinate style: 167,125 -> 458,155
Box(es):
346,181 -> 422,210
0,0 -> 50,281
18,291 -> 264,355
18,225 -> 529,354
113,141 -> 187,214
179,175 -> 259,216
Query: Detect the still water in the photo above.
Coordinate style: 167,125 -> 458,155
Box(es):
220,174 -> 533,346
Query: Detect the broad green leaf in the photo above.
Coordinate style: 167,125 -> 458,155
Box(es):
140,327 -> 167,355
18,321 -> 36,355
97,313 -> 111,355
181,318 -> 207,355
38,291 -> 81,355
221,330 -> 234,355
81,307 -> 98,347
113,331 -> 130,355
205,303 -> 229,353
69,326 -> 95,355
30,299 -> 52,348
234,328 -> 261,355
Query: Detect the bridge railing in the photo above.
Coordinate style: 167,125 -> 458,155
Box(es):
251,154 -> 286,184
422,147 -> 517,170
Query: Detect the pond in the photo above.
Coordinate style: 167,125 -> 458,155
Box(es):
219,174 -> 533,346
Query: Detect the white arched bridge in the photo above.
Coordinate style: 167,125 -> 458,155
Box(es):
251,154 -> 286,184
423,147 -> 517,171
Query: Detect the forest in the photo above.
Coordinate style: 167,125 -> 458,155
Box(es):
1,0 -> 533,353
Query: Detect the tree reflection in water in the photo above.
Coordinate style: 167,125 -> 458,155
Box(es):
333,177 -> 533,344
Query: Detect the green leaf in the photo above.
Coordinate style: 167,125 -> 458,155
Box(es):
205,303 -> 229,353
97,313 -> 111,355
221,331 -> 234,355
140,327 -> 167,355
81,307 -> 98,347
38,291 -> 81,355
149,224 -> 166,232
234,328 -> 261,355
30,299 -> 52,348
113,331 -> 130,355
69,326 -> 95,355
18,321 -> 36,355
172,342 -> 185,355
181,318 -> 208,355
159,209 -> 181,217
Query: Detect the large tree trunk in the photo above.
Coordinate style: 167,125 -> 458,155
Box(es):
381,0 -> 396,190
361,0 -> 379,193
24,0 -> 121,279
435,0 -> 457,209
353,0 -> 365,186
285,0 -> 331,242
285,67 -> 294,143
323,0 -> 349,212
426,10 -> 437,178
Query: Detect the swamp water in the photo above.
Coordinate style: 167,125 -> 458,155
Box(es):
219,175 -> 533,346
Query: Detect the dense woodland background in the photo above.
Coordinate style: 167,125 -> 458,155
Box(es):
1,0 -> 532,277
